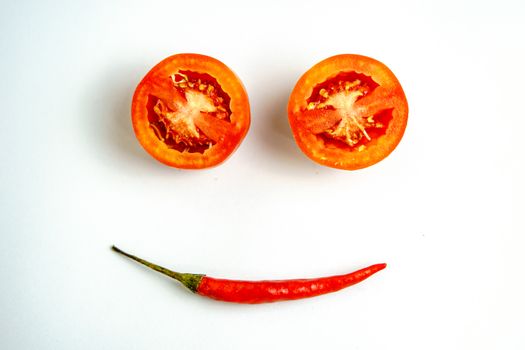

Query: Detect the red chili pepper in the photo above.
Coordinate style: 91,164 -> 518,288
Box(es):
112,246 -> 386,304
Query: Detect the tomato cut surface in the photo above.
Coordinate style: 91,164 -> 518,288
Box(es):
288,54 -> 408,170
132,54 -> 250,169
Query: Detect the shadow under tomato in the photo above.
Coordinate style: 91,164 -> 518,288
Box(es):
84,63 -> 188,175
249,68 -> 321,173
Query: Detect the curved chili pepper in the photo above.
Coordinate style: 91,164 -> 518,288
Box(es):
112,246 -> 386,304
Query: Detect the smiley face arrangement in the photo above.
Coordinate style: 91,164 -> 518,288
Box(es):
123,53 -> 404,304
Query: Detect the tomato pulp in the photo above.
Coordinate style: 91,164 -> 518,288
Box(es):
288,54 -> 408,170
132,54 -> 250,169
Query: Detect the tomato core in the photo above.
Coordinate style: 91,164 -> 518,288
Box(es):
305,72 -> 393,152
147,70 -> 232,154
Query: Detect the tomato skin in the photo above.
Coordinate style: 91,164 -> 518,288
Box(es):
132,53 -> 250,169
288,54 -> 408,170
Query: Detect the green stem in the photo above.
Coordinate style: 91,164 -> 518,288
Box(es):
111,245 -> 203,293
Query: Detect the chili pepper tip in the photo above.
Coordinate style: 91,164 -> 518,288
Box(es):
374,263 -> 387,271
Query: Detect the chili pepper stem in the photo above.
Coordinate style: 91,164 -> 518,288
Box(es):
111,245 -> 203,292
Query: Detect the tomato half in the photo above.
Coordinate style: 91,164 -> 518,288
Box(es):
288,54 -> 408,170
132,54 -> 250,169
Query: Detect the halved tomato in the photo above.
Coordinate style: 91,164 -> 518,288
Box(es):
288,54 -> 408,170
132,54 -> 250,169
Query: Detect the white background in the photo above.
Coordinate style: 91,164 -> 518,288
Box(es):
1,0 -> 524,349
